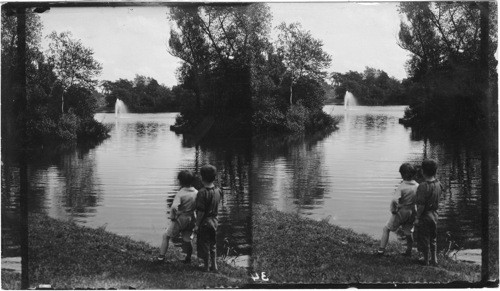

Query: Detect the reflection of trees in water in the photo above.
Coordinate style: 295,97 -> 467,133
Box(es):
191,139 -> 252,256
2,162 -> 21,256
56,150 -> 103,220
2,163 -> 20,213
1,140 -> 104,254
288,139 -> 326,212
252,132 -> 330,214
133,122 -> 163,139
112,122 -> 166,141
18,143 -> 103,222
423,140 -> 482,249
348,115 -> 390,133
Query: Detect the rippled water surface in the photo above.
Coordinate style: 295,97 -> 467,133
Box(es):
252,105 -> 485,248
22,113 -> 251,259
2,106 -> 492,260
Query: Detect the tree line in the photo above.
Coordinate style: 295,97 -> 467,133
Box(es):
330,67 -> 409,106
2,11 -> 109,144
397,2 -> 497,137
167,5 -> 337,136
101,75 -> 183,113
3,3 -> 496,144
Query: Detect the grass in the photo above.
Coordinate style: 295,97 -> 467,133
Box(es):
2,270 -> 21,289
252,204 -> 482,285
27,213 -> 249,289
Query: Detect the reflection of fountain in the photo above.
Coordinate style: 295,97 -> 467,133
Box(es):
344,91 -> 357,110
115,98 -> 128,118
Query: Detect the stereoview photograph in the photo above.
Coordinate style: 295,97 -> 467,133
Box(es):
1,1 -> 498,289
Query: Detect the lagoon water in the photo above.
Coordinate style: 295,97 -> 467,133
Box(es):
252,105 -> 485,248
1,106 -> 489,261
13,113 -> 251,260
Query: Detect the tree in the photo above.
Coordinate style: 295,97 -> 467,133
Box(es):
398,2 -> 497,134
329,68 -> 405,105
1,10 -> 44,138
102,76 -> 180,113
398,2 -> 497,79
275,22 -> 331,105
168,4 -> 272,135
46,31 -> 102,113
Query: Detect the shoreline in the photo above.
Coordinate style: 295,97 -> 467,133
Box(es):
17,213 -> 249,289
252,204 -> 482,284
1,206 -> 491,288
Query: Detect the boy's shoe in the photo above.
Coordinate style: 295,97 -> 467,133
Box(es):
373,249 -> 385,256
152,257 -> 166,264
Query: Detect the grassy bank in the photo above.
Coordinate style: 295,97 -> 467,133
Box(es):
252,204 -> 481,285
26,213 -> 248,289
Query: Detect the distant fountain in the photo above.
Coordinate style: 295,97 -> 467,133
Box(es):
344,91 -> 357,110
115,98 -> 128,118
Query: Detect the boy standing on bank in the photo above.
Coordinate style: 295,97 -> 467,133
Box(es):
376,163 -> 418,256
414,159 -> 443,266
194,164 -> 222,272
155,170 -> 197,264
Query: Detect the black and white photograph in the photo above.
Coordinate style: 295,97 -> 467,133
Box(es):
1,1 -> 498,288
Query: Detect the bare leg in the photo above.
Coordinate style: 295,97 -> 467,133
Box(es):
210,245 -> 217,271
379,226 -> 390,250
160,232 -> 170,257
405,234 -> 413,256
184,240 -> 193,263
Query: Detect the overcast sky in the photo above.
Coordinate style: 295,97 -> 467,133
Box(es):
39,3 -> 410,87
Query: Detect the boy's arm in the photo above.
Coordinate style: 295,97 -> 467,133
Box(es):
170,194 -> 181,220
194,191 -> 205,232
390,185 -> 402,214
414,184 -> 425,224
195,210 -> 205,231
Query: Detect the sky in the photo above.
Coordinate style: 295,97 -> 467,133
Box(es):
39,3 -> 410,87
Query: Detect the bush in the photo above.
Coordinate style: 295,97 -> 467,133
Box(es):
77,118 -> 111,140
305,110 -> 338,132
65,86 -> 97,119
26,113 -> 58,142
252,107 -> 286,133
56,112 -> 79,141
285,104 -> 308,132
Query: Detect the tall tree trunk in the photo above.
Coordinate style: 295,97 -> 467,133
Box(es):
479,1 -> 491,283
194,71 -> 201,114
16,8 -> 29,289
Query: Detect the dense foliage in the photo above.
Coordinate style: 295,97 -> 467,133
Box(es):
251,21 -> 337,134
331,67 -> 408,105
398,2 -> 498,137
2,11 -> 109,144
102,75 -> 181,113
168,5 -> 270,137
168,4 -> 337,136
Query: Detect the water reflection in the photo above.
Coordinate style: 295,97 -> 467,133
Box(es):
3,113 -> 251,264
1,162 -> 21,256
253,105 -> 489,250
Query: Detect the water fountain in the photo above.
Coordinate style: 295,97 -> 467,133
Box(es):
115,98 -> 128,118
344,91 -> 357,110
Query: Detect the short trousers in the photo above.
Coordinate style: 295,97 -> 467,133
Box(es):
386,213 -> 413,235
166,214 -> 195,242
